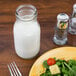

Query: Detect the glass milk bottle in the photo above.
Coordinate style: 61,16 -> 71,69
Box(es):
53,13 -> 69,45
13,5 -> 40,59
69,4 -> 76,35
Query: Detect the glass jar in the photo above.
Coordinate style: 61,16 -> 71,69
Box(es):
53,13 -> 69,45
13,5 -> 40,59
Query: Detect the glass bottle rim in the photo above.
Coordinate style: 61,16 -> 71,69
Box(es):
16,4 -> 37,21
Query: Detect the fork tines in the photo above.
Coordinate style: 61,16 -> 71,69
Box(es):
8,62 -> 22,76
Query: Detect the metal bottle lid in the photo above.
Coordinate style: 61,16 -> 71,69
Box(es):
57,13 -> 69,21
73,4 -> 76,12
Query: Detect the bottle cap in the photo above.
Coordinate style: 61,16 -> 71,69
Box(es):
57,13 -> 69,21
73,4 -> 76,12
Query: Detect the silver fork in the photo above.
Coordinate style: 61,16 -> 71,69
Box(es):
7,62 -> 22,76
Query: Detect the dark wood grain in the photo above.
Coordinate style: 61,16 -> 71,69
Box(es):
0,0 -> 76,76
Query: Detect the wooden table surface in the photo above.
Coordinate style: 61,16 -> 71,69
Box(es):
0,0 -> 76,76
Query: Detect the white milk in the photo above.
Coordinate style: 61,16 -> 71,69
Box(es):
13,5 -> 40,59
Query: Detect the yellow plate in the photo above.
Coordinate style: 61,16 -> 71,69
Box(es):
29,47 -> 76,76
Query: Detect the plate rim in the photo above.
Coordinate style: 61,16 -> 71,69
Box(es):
29,46 -> 76,76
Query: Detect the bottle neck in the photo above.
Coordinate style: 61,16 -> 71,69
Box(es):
16,5 -> 37,22
16,15 -> 37,22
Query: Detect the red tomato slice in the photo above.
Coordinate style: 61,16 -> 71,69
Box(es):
47,58 -> 56,66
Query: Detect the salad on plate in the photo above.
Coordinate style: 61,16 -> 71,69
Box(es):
40,57 -> 76,76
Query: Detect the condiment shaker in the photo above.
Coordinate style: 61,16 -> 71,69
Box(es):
69,4 -> 76,35
53,13 -> 69,45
